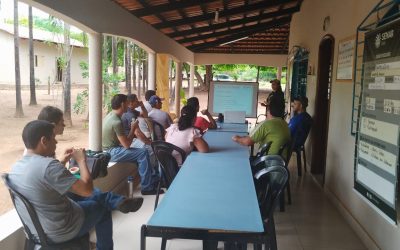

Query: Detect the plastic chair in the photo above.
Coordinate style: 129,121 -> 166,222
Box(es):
151,141 -> 187,250
151,141 -> 187,211
152,120 -> 166,141
1,174 -> 90,250
292,117 -> 313,176
277,141 -> 294,211
253,165 -> 289,250
250,142 -> 272,173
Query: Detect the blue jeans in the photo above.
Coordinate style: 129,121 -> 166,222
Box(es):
107,147 -> 159,191
72,189 -> 124,250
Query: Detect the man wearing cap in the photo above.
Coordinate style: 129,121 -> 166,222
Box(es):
288,96 -> 312,149
148,95 -> 173,129
261,79 -> 285,117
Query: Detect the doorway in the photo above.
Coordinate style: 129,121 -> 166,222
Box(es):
311,35 -> 334,184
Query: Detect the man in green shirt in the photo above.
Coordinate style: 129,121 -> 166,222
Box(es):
102,94 -> 160,195
232,98 -> 291,159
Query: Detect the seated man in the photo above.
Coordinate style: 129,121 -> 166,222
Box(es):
288,96 -> 312,149
136,89 -> 156,113
121,94 -> 156,169
232,98 -> 291,159
148,95 -> 173,129
9,120 -> 143,248
186,97 -> 217,134
38,106 -> 66,135
102,94 -> 160,195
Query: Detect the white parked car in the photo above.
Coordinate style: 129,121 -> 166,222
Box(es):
213,74 -> 234,81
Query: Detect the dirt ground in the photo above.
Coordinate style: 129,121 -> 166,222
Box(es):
0,85 -> 269,215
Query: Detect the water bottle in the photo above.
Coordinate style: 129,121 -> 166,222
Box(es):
127,176 -> 134,198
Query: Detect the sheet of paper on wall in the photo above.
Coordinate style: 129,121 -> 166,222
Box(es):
224,111 -> 246,124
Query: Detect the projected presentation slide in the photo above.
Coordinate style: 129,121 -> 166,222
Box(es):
208,81 -> 258,117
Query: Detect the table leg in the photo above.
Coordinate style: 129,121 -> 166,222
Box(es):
203,240 -> 218,250
140,225 -> 146,250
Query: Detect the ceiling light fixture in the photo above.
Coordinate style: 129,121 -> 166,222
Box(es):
220,36 -> 249,46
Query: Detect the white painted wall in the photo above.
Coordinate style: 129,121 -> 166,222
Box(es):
0,29 -> 88,86
289,1 -> 400,250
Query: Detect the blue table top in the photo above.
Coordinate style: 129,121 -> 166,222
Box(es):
148,131 -> 263,233
213,123 -> 249,133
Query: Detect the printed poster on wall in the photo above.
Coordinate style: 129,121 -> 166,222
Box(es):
337,37 -> 355,81
355,19 -> 400,223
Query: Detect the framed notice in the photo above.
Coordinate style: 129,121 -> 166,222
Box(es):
354,19 -> 400,224
337,36 -> 355,81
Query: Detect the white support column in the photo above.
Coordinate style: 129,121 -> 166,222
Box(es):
277,66 -> 282,80
88,32 -> 102,151
175,62 -> 182,117
189,63 -> 195,97
148,52 -> 156,90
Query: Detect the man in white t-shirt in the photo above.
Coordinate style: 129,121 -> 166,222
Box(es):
148,95 -> 173,129
136,90 -> 155,113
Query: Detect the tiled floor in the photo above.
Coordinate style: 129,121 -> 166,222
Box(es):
98,160 -> 367,250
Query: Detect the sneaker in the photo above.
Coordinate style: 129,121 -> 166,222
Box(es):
141,189 -> 165,195
117,197 -> 144,213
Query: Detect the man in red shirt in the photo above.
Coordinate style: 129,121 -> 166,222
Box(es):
186,97 -> 217,133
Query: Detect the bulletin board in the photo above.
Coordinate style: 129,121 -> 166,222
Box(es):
354,18 -> 400,224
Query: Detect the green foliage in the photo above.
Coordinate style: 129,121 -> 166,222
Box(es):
180,88 -> 187,106
5,16 -> 88,44
79,61 -> 89,79
103,83 -> 120,113
73,89 -> 88,115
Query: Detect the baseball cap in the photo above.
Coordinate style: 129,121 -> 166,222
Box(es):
270,79 -> 281,85
149,95 -> 162,106
293,96 -> 308,108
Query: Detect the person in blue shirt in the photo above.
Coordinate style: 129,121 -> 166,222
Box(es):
288,96 -> 312,149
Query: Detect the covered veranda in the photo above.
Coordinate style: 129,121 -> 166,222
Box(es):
1,0 -> 399,250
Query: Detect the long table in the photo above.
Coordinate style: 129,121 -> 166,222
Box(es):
141,130 -> 264,249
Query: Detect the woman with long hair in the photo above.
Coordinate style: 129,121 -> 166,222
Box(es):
165,105 -> 209,165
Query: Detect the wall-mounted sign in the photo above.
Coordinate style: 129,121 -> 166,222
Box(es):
337,37 -> 355,81
354,19 -> 400,224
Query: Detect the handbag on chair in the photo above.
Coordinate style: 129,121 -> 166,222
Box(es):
69,150 -> 111,179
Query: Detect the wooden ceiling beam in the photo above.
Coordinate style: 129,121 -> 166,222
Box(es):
153,0 -> 296,29
131,0 -> 218,17
187,16 -> 291,51
177,15 -> 292,44
169,5 -> 299,38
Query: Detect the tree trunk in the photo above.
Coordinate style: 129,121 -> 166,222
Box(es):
142,51 -> 146,94
124,40 -> 131,94
14,0 -> 23,117
137,48 -> 142,98
205,65 -> 212,91
194,67 -> 204,87
112,36 -> 118,74
28,6 -> 37,105
63,23 -> 72,126
256,66 -> 260,83
102,35 -> 108,96
132,44 -> 137,90
169,60 -> 174,103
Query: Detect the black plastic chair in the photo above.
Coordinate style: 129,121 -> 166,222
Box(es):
250,142 -> 272,173
253,165 -> 289,250
151,141 -> 187,211
1,174 -> 90,250
151,141 -> 187,250
277,141 -> 294,211
152,120 -> 166,141
292,117 -> 313,176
